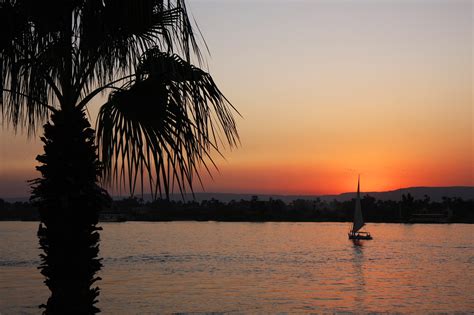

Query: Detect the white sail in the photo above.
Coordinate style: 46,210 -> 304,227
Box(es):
352,176 -> 364,232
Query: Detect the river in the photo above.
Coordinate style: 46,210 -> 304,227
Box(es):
1,222 -> 473,313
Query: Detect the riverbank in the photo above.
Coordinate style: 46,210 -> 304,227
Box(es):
1,195 -> 473,223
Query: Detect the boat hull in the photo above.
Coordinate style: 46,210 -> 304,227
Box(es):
348,232 -> 373,240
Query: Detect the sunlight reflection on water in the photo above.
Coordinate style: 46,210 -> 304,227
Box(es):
1,221 -> 473,313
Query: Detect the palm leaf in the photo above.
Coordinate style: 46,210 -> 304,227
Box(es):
78,0 -> 201,98
97,51 -> 239,198
2,0 -> 202,132
0,0 -> 62,133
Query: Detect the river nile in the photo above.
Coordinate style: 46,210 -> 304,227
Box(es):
1,222 -> 473,313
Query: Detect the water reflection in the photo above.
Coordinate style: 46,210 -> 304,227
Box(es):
351,240 -> 366,310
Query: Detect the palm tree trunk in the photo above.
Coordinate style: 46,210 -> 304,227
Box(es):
31,107 -> 110,314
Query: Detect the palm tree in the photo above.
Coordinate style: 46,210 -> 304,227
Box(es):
0,1 -> 239,313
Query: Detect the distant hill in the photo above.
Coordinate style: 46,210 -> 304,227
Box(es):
141,186 -> 473,203
164,186 -> 474,203
322,186 -> 474,202
3,186 -> 473,203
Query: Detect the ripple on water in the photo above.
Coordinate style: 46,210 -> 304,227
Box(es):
1,222 -> 474,313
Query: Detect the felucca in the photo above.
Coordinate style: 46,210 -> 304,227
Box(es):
348,176 -> 373,240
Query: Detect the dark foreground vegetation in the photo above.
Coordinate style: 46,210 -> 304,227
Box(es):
1,194 -> 473,223
1,0 -> 239,312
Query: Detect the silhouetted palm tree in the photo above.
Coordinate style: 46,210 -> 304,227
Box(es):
0,1 -> 238,313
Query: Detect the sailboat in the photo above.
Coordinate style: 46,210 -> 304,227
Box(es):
348,176 -> 373,240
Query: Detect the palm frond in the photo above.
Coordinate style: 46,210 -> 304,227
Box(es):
97,52 -> 239,198
2,0 -> 205,130
139,49 -> 240,146
78,0 -> 201,98
0,0 -> 62,133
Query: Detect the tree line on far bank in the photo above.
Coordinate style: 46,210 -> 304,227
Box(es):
1,194 -> 473,223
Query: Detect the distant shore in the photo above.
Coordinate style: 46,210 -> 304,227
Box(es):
2,194 -> 473,223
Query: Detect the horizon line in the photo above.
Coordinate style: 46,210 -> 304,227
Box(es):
2,185 -> 473,200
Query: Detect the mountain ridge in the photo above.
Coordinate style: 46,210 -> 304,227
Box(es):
3,186 -> 473,203
112,186 -> 474,203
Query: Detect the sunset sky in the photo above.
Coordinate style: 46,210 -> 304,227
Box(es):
0,0 -> 472,197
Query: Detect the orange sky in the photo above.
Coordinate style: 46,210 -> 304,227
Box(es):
1,0 -> 473,197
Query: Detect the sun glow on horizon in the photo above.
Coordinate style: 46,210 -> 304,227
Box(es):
1,0 -> 473,198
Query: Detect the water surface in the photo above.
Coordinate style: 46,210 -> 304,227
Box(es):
1,222 -> 473,313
